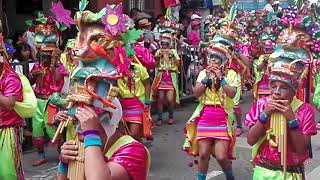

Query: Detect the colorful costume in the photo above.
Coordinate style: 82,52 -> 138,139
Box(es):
246,97 -> 316,179
183,41 -> 239,158
26,10 -> 70,165
246,13 -> 317,177
154,48 -> 180,97
117,61 -> 152,138
52,2 -> 150,179
0,67 -> 24,180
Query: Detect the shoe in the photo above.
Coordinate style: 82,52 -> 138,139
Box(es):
156,120 -> 162,126
316,123 -> 320,130
168,118 -> 174,125
235,128 -> 243,137
32,157 -> 48,166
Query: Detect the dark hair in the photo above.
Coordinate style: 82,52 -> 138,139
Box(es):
130,8 -> 141,18
12,31 -> 26,48
13,43 -> 32,62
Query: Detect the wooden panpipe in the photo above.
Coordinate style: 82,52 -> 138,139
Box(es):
67,138 -> 85,180
51,84 -> 119,143
270,112 -> 287,180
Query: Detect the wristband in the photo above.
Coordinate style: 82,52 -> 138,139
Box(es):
259,112 -> 269,124
84,134 -> 102,148
82,130 -> 99,136
201,77 -> 212,87
288,117 -> 299,129
58,161 -> 68,174
219,77 -> 227,86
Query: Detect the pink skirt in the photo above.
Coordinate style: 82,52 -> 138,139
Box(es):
120,98 -> 144,124
196,106 -> 230,140
158,72 -> 174,90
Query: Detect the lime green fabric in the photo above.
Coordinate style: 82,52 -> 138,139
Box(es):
32,98 -> 56,138
0,127 -> 23,180
14,72 -> 37,118
253,55 -> 266,83
312,72 -> 320,108
66,122 -> 76,141
253,165 -> 302,180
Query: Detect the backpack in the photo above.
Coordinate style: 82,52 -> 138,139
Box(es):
14,72 -> 37,118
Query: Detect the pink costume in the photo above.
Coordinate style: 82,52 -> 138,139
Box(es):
245,97 -> 317,166
187,30 -> 201,46
31,62 -> 68,97
0,69 -> 23,126
107,135 -> 149,180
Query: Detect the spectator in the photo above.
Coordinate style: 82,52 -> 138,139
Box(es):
188,19 -> 201,46
11,43 -> 35,76
12,31 -> 28,48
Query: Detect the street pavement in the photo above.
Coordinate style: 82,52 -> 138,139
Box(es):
23,92 -> 320,180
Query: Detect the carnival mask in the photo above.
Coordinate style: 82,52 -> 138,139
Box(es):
277,27 -> 311,48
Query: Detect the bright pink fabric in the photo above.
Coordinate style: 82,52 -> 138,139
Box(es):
31,62 -> 68,97
0,69 -> 23,126
245,97 -> 317,166
164,0 -> 180,7
187,30 -> 201,46
109,141 -> 148,180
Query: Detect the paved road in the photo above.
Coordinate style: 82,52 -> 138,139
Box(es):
23,92 -> 320,180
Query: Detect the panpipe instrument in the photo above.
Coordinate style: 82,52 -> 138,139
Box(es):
51,84 -> 120,143
67,138 -> 85,180
270,112 -> 287,180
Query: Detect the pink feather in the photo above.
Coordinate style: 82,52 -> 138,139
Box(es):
50,1 -> 75,28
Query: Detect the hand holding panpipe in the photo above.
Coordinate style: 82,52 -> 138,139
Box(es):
51,84 -> 119,143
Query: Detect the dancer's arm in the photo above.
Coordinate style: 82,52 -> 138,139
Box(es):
0,92 -> 18,110
247,99 -> 276,145
143,79 -> 151,102
76,106 -> 111,180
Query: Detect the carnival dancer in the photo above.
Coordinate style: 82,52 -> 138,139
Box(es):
27,5 -> 74,166
0,43 -> 24,180
246,45 -> 317,180
117,58 -> 151,142
153,32 -> 180,126
183,42 -> 239,180
53,2 -> 150,179
57,106 -> 150,180
252,29 -> 276,101
30,47 -> 68,166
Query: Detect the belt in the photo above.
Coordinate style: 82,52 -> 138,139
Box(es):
257,162 -> 305,174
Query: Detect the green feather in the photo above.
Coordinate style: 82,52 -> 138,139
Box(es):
229,2 -> 237,23
121,29 -> 144,44
79,0 -> 89,12
59,24 -> 67,31
95,7 -> 106,20
294,0 -> 303,9
221,0 -> 230,11
125,44 -> 136,57
25,19 -> 33,26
